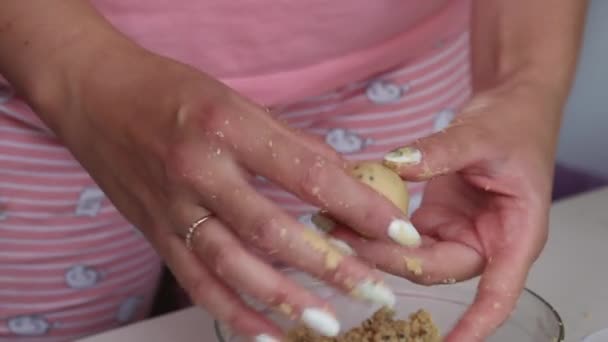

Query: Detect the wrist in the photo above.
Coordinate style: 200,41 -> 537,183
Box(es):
500,62 -> 575,107
25,31 -> 144,137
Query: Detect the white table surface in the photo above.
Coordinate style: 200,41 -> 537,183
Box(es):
79,188 -> 608,342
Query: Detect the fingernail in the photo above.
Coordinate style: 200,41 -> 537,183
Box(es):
328,238 -> 356,256
384,146 -> 421,165
388,219 -> 421,247
351,279 -> 396,308
301,308 -> 341,337
254,334 -> 280,342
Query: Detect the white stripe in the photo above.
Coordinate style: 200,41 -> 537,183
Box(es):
0,224 -> 132,245
0,125 -> 49,136
0,155 -> 79,167
0,139 -> 66,152
0,218 -> 124,232
402,64 -> 469,101
0,168 -> 88,179
5,206 -> 117,219
47,301 -> 117,319
290,80 -> 367,105
257,188 -> 299,200
0,104 -> 50,132
2,197 -> 77,206
0,242 -> 149,271
280,102 -> 341,120
277,203 -> 317,212
0,181 -> 82,192
0,233 -> 143,258
360,89 -> 471,135
0,264 -> 157,310
409,51 -> 469,87
55,313 -> 117,329
0,252 -> 158,295
0,337 -> 72,342
385,32 -> 469,79
280,77 -> 371,110
331,79 -> 470,125
0,141 -> 69,154
0,275 -> 60,284
368,90 -> 471,141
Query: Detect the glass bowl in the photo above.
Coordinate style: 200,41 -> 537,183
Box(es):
215,271 -> 563,341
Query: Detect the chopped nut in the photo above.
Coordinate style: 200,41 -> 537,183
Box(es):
285,307 -> 441,342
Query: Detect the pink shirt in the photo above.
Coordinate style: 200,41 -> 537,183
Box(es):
92,0 -> 470,105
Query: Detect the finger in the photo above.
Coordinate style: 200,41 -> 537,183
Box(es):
195,164 -> 398,309
331,227 -> 483,285
411,205 -> 484,254
290,128 -> 345,166
189,211 -> 342,337
382,120 -> 496,182
265,103 -> 344,165
158,232 -> 282,341
445,252 -> 528,342
236,125 -> 420,247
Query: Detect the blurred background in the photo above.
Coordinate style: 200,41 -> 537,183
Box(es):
552,0 -> 608,198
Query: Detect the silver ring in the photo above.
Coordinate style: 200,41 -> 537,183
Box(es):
185,214 -> 214,251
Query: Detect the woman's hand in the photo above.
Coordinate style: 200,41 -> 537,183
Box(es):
30,40 -> 424,340
332,77 -> 564,341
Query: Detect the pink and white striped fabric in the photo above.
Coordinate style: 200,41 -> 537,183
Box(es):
0,30 -> 471,341
0,93 -> 162,339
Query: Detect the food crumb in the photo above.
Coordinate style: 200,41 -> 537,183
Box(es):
278,303 -> 294,316
300,229 -> 343,270
404,257 -> 423,276
286,307 -> 441,342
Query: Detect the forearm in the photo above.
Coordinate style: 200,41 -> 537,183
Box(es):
0,1 -> 132,117
471,0 -> 588,100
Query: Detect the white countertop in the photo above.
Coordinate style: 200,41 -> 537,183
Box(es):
79,188 -> 608,342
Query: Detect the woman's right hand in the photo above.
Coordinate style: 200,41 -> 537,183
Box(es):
25,36 -> 422,340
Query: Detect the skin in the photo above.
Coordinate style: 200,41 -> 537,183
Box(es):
333,1 -> 589,341
0,1 -> 588,341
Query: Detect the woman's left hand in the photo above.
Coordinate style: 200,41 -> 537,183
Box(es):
332,77 -> 565,341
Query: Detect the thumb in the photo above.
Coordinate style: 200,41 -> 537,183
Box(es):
382,122 -> 492,181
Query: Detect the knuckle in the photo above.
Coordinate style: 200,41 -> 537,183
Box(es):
246,215 -> 278,251
298,160 -> 327,199
197,101 -> 229,134
207,243 -> 235,271
164,143 -> 222,193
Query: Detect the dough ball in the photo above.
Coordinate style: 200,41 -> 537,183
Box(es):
351,162 -> 409,215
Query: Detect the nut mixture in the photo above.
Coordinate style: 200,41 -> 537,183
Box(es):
286,307 -> 441,342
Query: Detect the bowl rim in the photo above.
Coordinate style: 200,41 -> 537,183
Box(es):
213,287 -> 565,342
